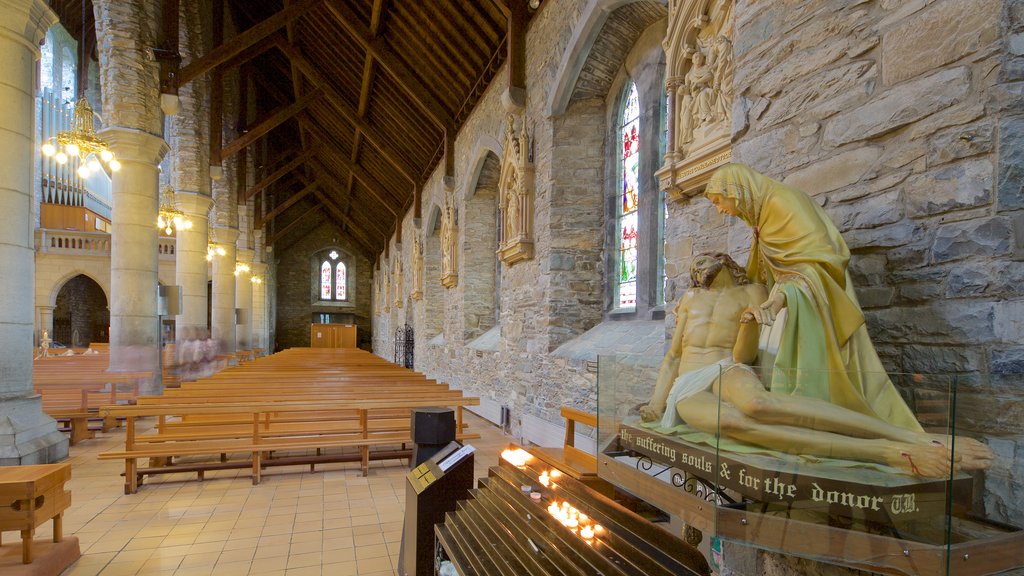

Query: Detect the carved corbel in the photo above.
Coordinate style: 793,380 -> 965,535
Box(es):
497,113 -> 535,265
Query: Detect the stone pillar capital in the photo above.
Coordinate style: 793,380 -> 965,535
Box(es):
0,0 -> 56,52
236,248 -> 255,265
174,191 -> 214,217
211,226 -> 239,245
251,262 -> 267,275
35,304 -> 55,312
97,127 -> 169,166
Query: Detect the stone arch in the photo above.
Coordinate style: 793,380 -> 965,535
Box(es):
53,274 -> 109,346
547,0 -> 667,117
46,269 -> 110,309
461,134 -> 504,200
461,152 -> 501,341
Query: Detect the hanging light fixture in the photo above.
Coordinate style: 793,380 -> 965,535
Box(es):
250,275 -> 263,285
206,229 -> 227,261
157,186 -> 192,235
40,0 -> 119,174
234,263 -> 250,276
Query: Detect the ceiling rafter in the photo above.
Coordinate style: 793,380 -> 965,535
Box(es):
178,0 -> 323,86
272,35 -> 419,184
311,186 -> 381,257
221,87 -> 322,162
268,203 -> 320,246
309,165 -> 393,241
322,0 -> 453,131
256,180 -> 317,229
243,149 -> 315,201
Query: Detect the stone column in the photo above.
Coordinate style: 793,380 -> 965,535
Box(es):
235,248 -> 254,350
100,128 -> 168,395
210,226 -> 238,354
0,0 -> 67,464
174,192 -> 213,333
251,261 -> 267,352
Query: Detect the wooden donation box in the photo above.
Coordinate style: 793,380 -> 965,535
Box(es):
0,463 -> 72,564
401,441 -> 475,576
310,323 -> 356,348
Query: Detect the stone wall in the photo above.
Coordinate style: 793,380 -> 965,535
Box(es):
274,217 -> 372,351
372,0 -> 671,441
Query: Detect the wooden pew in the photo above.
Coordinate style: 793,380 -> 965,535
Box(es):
528,407 -> 612,496
98,396 -> 480,493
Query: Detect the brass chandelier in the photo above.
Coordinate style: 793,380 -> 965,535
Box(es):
40,98 -> 121,176
158,186 -> 192,235
207,229 -> 227,261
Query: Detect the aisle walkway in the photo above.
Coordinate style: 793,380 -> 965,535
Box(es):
5,412 -> 509,576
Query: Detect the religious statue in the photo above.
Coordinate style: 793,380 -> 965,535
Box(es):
411,235 -> 423,301
498,112 -> 535,264
40,329 -> 51,357
440,198 -> 459,287
393,255 -> 403,308
643,252 -> 992,476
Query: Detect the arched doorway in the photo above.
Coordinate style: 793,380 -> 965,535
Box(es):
53,274 -> 109,347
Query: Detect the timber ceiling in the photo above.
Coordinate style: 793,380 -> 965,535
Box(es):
216,0 -> 525,257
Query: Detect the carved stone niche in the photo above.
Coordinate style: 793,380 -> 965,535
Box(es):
440,193 -> 459,289
497,113 -> 535,265
382,262 -> 391,313
411,235 -> 423,301
656,0 -> 734,202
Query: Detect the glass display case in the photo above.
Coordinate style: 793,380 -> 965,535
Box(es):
597,354 -> 1024,575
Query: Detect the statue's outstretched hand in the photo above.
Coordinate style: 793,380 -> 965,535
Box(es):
639,404 -> 663,423
743,291 -> 786,326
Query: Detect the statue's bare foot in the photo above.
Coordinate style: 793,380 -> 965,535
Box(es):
925,434 -> 994,470
887,442 -> 959,478
639,404 -> 662,423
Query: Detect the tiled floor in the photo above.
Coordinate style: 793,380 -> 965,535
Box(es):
7,412 -> 510,576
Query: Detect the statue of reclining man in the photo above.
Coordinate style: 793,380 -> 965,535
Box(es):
641,252 -> 992,477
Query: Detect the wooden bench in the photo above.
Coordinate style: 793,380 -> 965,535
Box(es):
98,396 -> 480,493
528,407 -> 612,495
33,360 -> 148,444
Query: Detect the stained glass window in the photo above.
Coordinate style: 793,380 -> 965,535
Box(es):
618,82 -> 640,308
335,263 -> 347,300
320,261 -> 331,299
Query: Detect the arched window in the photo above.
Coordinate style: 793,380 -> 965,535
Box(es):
335,262 -> 347,300
617,82 -> 640,309
318,250 -> 348,302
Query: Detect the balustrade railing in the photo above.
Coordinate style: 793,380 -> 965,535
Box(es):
36,229 -> 177,260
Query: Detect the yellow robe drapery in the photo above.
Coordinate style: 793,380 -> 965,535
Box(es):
705,164 -> 922,432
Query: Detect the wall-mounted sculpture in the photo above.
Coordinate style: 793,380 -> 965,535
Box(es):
498,113 -> 534,265
382,260 -> 391,313
440,195 -> 459,288
657,0 -> 734,200
411,235 -> 423,301
393,252 -> 403,308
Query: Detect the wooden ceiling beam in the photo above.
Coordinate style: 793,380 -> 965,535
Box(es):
322,0 -> 453,132
221,87 -> 321,162
268,204 -> 320,246
178,0 -> 323,86
256,180 -> 317,229
273,35 -> 419,184
311,186 -> 380,256
244,149 -> 315,201
507,0 -> 527,98
310,164 -> 394,241
299,118 -> 400,217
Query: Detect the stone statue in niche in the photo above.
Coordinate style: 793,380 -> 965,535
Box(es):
393,251 -> 401,305
382,263 -> 390,313
440,197 -> 459,288
642,251 -> 993,476
657,1 -> 735,200
677,35 -> 733,148
498,113 -> 534,265
411,235 -> 423,301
